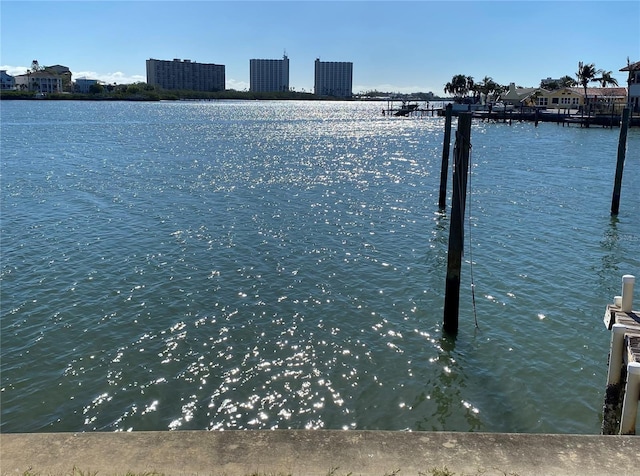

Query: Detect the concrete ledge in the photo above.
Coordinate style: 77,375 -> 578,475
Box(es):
2,430 -> 639,476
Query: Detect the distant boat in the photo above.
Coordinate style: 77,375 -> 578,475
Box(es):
490,102 -> 514,111
393,102 -> 419,117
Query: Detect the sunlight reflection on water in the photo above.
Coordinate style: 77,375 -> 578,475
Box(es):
1,101 -> 638,434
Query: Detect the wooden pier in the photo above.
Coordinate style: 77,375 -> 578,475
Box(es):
478,111 -> 633,128
469,109 -> 640,128
383,101 -> 640,127
602,275 -> 640,435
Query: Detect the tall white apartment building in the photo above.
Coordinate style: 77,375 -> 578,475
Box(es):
146,58 -> 225,92
250,55 -> 290,93
314,59 -> 353,98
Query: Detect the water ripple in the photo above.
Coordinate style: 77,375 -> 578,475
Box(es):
1,101 -> 638,434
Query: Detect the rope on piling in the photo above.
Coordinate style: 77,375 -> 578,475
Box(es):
467,143 -> 479,329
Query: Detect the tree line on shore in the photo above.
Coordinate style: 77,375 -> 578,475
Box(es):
443,61 -> 620,104
0,82 -> 443,101
0,84 -> 324,101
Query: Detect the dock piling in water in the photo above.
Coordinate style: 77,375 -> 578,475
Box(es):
622,274 -> 635,312
611,108 -> 631,215
438,104 -> 453,210
443,113 -> 472,335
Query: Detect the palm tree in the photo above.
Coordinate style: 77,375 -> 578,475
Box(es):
443,74 -> 475,103
444,74 -> 465,99
466,76 -> 476,102
560,75 -> 577,88
477,76 -> 504,103
576,61 -> 602,106
594,71 -> 619,113
595,70 -> 619,88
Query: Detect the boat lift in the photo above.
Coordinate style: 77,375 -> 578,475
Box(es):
383,99 -> 440,117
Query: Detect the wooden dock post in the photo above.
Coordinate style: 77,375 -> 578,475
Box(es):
438,103 -> 453,210
620,362 -> 640,434
602,323 -> 628,434
601,274 -> 639,435
611,107 -> 631,215
443,113 -> 472,335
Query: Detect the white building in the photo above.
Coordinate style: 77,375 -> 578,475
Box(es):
250,55 -> 289,93
14,71 -> 63,93
44,65 -> 72,91
1,70 -> 15,90
75,78 -> 100,93
146,58 -> 225,92
314,59 -> 353,98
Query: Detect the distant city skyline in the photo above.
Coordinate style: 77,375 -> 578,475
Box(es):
1,1 -> 638,94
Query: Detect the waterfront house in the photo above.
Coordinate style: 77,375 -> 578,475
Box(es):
583,87 -> 628,113
14,71 -> 63,93
501,80 -> 627,113
541,87 -> 627,112
508,86 -> 628,112
44,65 -> 72,92
620,60 -> 640,112
500,83 -> 543,106
1,70 -> 15,90
543,88 -> 583,109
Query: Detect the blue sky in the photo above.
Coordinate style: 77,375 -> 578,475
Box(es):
1,1 -> 638,94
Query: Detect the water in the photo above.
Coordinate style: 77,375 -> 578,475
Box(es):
1,100 -> 638,435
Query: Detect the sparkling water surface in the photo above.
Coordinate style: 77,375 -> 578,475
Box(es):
2,100 -> 639,434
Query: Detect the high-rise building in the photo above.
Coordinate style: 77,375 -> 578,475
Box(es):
146,58 -> 225,92
314,59 -> 353,98
250,55 -> 290,93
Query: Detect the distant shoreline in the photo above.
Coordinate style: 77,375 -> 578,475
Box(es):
0,91 -> 445,102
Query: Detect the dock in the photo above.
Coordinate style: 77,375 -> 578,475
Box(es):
381,101 -> 640,127
602,275 -> 640,435
472,110 -> 636,128
438,106 -> 640,128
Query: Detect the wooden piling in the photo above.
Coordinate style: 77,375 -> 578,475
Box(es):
438,104 -> 453,210
611,108 -> 631,216
601,275 -> 639,435
443,113 -> 472,335
602,323 -> 628,434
